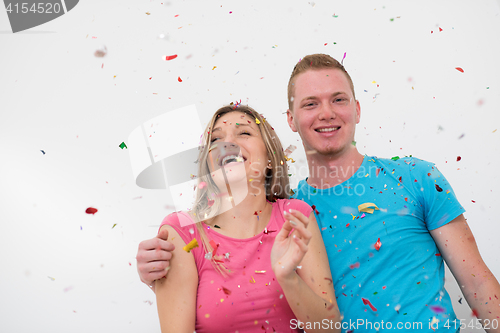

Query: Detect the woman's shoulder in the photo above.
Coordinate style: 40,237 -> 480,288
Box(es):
273,198 -> 313,216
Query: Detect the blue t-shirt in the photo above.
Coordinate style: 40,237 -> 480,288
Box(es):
293,156 -> 464,332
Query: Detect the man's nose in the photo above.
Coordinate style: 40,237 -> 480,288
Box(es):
318,103 -> 337,120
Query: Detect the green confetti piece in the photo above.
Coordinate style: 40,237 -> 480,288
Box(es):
373,292 -> 378,295
391,156 -> 400,161
351,140 -> 357,146
112,223 -> 117,229
119,142 -> 127,149
332,14 -> 338,18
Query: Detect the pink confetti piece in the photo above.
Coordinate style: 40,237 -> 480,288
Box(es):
341,52 -> 346,65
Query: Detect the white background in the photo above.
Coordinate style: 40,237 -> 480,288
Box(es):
1,0 -> 499,332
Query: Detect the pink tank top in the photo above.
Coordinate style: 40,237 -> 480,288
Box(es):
160,198 -> 312,333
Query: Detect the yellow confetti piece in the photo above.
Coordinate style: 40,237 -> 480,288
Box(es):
205,314 -> 210,318
183,238 -> 199,253
145,12 -> 150,15
255,118 -> 261,124
358,203 -> 380,214
250,276 -> 256,283
351,214 -> 356,220
284,156 -> 295,163
212,66 -> 217,70
255,270 -> 266,274
249,179 -> 253,182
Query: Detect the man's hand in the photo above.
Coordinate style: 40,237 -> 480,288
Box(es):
136,227 -> 175,291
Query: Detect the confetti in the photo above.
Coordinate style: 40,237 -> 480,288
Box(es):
455,67 -> 464,73
198,182 -> 207,189
435,184 -> 443,192
341,52 -> 346,65
391,156 -> 400,161
119,142 -> 127,149
94,45 -> 107,57
284,145 -> 297,156
255,118 -> 261,125
209,240 -> 219,256
430,305 -> 446,313
250,276 -> 256,283
222,287 -> 231,295
178,77 -> 183,82
48,276 -> 55,281
163,54 -> 177,61
85,207 -> 98,215
183,238 -> 199,253
145,12 -> 150,15
471,309 -> 479,317
207,198 -> 215,207
361,297 -> 377,311
112,224 -> 117,229
40,150 -> 45,154
456,156 -> 461,161
358,203 -> 379,214
374,238 -> 382,251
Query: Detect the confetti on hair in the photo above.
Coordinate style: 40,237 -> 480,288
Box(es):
119,142 -> 127,149
374,238 -> 382,251
255,118 -> 261,125
209,240 -> 219,256
435,184 -> 443,192
207,198 -> 215,207
85,207 -> 98,215
455,67 -> 464,73
163,54 -> 178,61
183,238 -> 199,253
358,203 -> 379,214
361,297 -> 377,311
198,182 -> 207,189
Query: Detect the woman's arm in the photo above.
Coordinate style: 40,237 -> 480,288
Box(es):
271,210 -> 340,333
155,225 -> 198,333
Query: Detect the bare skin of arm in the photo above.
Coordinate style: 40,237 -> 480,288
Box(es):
430,214 -> 500,332
155,225 -> 198,333
272,210 -> 340,332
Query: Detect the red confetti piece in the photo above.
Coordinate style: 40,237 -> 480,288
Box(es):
346,223 -> 350,228
361,297 -> 377,311
209,240 -> 219,256
311,205 -> 319,214
349,262 -> 360,269
398,176 -> 402,183
471,200 -> 476,203
455,67 -> 464,73
376,168 -> 380,176
207,198 -> 215,207
435,253 -> 441,256
178,76 -> 183,82
439,27 -> 443,32
471,308 -> 479,317
374,238 -> 382,251
435,184 -> 443,192
164,54 -> 178,61
85,207 -> 98,215
456,156 -> 461,161
198,182 -> 207,189
222,286 -> 231,295
254,211 -> 258,215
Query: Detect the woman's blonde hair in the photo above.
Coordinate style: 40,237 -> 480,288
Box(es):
190,104 -> 290,275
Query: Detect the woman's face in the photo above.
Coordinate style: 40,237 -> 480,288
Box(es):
207,111 -> 269,190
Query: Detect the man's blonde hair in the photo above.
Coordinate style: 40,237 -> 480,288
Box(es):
287,53 -> 356,111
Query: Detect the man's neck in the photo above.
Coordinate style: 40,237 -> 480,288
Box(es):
306,148 -> 364,189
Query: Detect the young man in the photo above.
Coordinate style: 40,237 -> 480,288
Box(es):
136,54 -> 500,332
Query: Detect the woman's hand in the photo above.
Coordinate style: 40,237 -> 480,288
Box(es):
271,209 -> 312,280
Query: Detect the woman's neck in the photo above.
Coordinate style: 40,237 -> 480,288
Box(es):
208,185 -> 272,239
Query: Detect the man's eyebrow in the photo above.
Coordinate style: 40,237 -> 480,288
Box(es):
300,92 -> 348,103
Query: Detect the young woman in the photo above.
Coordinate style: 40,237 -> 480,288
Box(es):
155,105 -> 340,333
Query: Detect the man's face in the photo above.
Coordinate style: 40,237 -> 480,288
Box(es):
287,68 -> 360,157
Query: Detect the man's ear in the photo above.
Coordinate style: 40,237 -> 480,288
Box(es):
287,109 -> 297,132
355,100 -> 361,124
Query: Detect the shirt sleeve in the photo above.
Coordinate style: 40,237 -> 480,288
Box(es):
408,157 -> 465,230
158,212 -> 199,246
284,198 -> 314,218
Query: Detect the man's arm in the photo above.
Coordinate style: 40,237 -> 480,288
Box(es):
136,227 -> 175,292
155,225 -> 198,333
430,214 -> 500,332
